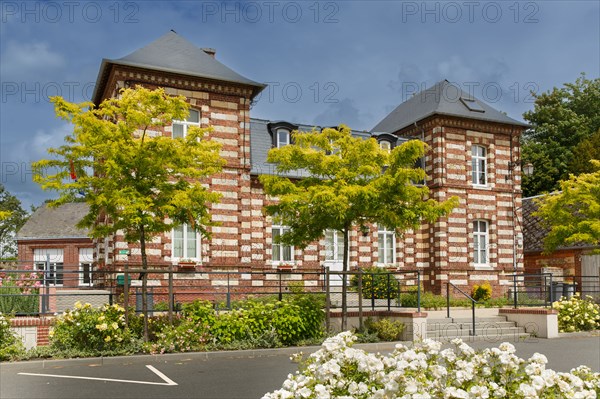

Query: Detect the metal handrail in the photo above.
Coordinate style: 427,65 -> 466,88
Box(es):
446,282 -> 478,336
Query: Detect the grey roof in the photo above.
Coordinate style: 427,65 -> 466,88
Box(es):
250,119 -> 406,177
522,195 -> 596,253
372,80 -> 529,134
93,31 -> 265,104
16,203 -> 90,240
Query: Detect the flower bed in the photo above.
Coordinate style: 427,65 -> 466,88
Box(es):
263,332 -> 600,398
553,294 -> 600,333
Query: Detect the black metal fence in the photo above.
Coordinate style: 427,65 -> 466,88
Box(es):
0,262 -> 422,317
510,273 -> 600,308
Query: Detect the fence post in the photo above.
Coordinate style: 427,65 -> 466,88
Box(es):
371,271 -> 375,311
387,272 -> 391,311
278,272 -> 283,301
548,274 -> 553,305
124,267 -> 129,327
325,267 -> 331,333
226,272 -> 231,309
513,273 -> 518,309
417,271 -> 421,314
358,269 -> 363,331
168,265 -> 174,325
446,282 -> 450,319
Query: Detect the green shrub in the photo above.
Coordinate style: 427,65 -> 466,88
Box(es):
181,294 -> 324,347
0,312 -> 26,361
50,302 -> 141,356
472,281 -> 492,301
350,267 -> 399,299
182,300 -> 216,326
144,317 -> 210,354
365,318 -> 405,341
553,294 -> 600,332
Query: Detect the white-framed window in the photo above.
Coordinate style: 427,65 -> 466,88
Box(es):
272,223 -> 293,263
276,128 -> 291,148
324,230 -> 345,262
172,223 -> 201,260
34,249 -> 64,286
172,108 -> 200,139
473,220 -> 489,265
379,140 -> 392,153
471,145 -> 487,186
79,248 -> 94,287
378,226 -> 395,265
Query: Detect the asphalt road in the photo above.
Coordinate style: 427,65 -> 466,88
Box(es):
1,336 -> 598,399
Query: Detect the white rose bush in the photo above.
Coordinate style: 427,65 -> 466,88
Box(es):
263,332 -> 600,399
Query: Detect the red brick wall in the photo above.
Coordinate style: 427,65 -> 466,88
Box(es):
17,239 -> 93,289
93,66 -> 525,295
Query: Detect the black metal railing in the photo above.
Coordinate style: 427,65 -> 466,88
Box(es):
511,273 -> 600,308
0,263 -> 421,324
447,282 -> 477,336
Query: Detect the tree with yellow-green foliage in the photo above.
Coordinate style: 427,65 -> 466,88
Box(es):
535,160 -> 600,253
33,87 -> 225,340
260,125 -> 458,328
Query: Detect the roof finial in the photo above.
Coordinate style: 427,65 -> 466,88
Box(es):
170,29 -> 177,34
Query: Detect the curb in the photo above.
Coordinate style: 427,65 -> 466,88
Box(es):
0,341 -> 406,370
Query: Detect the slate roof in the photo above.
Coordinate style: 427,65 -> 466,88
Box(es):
16,203 -> 90,240
250,119 -> 407,178
93,31 -> 266,104
522,195 -> 595,253
371,80 -> 529,134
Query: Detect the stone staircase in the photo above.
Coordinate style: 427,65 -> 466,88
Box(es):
427,315 -> 530,342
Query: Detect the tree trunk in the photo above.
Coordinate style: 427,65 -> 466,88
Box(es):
140,225 -> 149,342
341,226 -> 350,331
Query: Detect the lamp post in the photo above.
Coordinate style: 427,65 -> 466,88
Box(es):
512,162 -> 533,308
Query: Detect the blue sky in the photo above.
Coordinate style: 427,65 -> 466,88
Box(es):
1,0 -> 599,209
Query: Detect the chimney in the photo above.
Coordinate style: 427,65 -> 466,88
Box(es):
202,48 -> 216,58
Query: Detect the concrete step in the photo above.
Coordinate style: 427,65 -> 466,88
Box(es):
428,316 -> 508,324
427,321 -> 520,331
426,315 -> 530,340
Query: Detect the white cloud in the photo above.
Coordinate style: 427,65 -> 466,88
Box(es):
1,41 -> 65,79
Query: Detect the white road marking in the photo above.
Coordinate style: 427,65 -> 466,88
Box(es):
18,365 -> 178,386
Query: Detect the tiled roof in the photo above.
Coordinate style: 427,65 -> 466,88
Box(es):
249,119 -> 407,178
16,203 -> 90,240
93,31 -> 265,104
371,80 -> 528,134
522,195 -> 595,253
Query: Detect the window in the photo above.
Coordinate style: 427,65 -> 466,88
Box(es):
379,140 -> 391,152
471,145 -> 487,186
272,224 -> 293,263
460,97 -> 485,113
276,128 -> 290,148
324,230 -> 345,262
172,223 -> 201,260
79,248 -> 93,286
172,109 -> 200,139
473,220 -> 488,265
34,249 -> 64,286
378,226 -> 395,264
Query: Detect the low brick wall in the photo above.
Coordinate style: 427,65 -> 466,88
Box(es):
329,310 -> 428,341
499,308 -> 558,338
10,317 -> 54,349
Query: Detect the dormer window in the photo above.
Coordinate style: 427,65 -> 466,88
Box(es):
172,108 -> 200,139
373,133 -> 397,152
267,121 -> 297,148
379,140 -> 392,152
277,128 -> 291,148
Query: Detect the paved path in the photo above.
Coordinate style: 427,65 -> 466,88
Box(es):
1,335 -> 598,399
